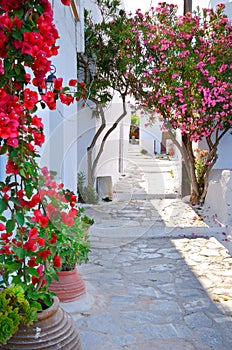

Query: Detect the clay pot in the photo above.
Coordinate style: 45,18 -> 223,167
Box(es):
0,297 -> 82,349
49,268 -> 86,303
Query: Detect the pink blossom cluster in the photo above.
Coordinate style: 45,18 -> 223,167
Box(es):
134,3 -> 232,142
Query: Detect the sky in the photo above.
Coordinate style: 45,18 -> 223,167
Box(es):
124,0 -> 211,14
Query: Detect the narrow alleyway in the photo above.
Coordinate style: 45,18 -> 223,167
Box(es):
63,144 -> 232,350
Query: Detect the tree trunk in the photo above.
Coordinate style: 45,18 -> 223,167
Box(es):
91,97 -> 127,185
87,102 -> 106,187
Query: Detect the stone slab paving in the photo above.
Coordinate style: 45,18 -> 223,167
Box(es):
62,144 -> 232,349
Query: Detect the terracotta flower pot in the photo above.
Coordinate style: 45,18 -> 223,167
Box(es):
0,296 -> 82,349
49,268 -> 86,303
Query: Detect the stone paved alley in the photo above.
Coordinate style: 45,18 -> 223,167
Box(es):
62,145 -> 232,350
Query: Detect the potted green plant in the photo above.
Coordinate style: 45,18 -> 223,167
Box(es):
39,170 -> 94,302
0,166 -> 86,348
49,213 -> 93,302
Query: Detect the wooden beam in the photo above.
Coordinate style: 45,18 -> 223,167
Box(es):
71,0 -> 79,21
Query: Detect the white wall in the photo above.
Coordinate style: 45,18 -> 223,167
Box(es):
40,2 -> 81,192
139,114 -> 162,155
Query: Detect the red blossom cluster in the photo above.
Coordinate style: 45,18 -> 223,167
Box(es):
40,166 -> 79,227
0,0 -> 86,304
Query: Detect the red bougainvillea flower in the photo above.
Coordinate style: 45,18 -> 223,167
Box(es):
32,130 -> 45,146
38,249 -> 52,260
54,78 -> 63,91
6,160 -> 18,174
0,223 -> 5,231
31,116 -> 43,129
61,0 -> 70,5
60,212 -> 75,226
28,227 -> 38,240
60,93 -> 74,105
32,209 -> 49,227
37,237 -> 45,246
53,255 -> 61,268
41,90 -> 56,110
0,0 -> 25,11
28,257 -> 37,267
49,232 -> 57,244
24,88 -> 39,110
0,244 -> 11,254
69,79 -> 77,87
23,240 -> 37,252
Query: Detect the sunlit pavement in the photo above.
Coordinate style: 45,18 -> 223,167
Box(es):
62,144 -> 232,350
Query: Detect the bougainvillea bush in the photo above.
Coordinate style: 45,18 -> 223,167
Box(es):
132,3 -> 232,204
0,0 -> 88,343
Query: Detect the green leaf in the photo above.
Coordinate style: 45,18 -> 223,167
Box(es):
4,59 -> 11,74
19,168 -> 26,178
13,247 -> 26,259
25,184 -> 33,198
6,262 -> 21,272
0,215 -> 7,222
0,198 -> 7,213
0,146 -> 7,155
27,267 -> 39,278
6,219 -> 15,233
11,197 -> 21,207
15,212 -> 25,226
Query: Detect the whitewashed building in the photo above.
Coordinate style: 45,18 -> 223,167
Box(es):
40,0 -> 130,196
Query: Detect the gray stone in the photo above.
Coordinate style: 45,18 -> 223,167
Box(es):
120,310 -> 165,324
111,334 -> 137,346
139,323 -> 177,340
184,312 -> 213,328
86,313 -> 122,334
149,300 -> 182,315
196,327 -> 223,347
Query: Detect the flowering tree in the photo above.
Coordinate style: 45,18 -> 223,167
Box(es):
132,3 -> 232,204
0,0 -> 87,336
78,0 -> 144,187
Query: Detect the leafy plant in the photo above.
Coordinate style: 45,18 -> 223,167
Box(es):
0,285 -> 38,345
141,149 -> 148,155
55,213 -> 92,271
77,171 -> 99,204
